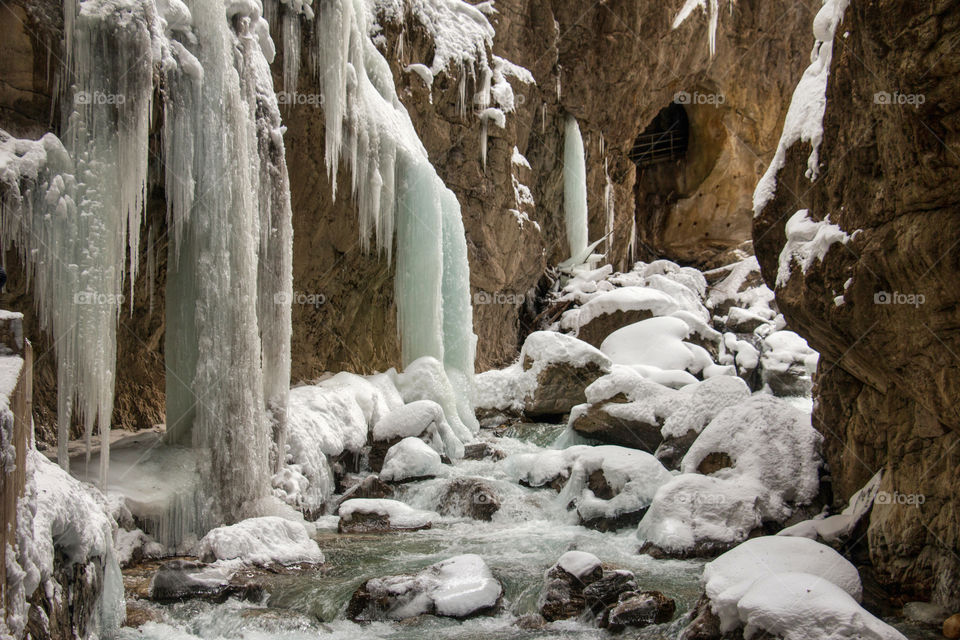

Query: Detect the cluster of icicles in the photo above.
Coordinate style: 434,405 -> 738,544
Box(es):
0,0 -> 511,530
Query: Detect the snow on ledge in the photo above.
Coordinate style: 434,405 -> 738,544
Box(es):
753,0 -> 851,217
776,209 -> 850,287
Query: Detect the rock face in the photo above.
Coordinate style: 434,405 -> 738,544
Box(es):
752,1 -> 960,609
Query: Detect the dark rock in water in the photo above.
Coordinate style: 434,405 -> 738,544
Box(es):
678,595 -> 724,640
463,442 -> 506,461
339,475 -> 394,503
603,590 -> 676,631
347,555 -> 502,621
538,561 -> 604,621
696,451 -> 734,475
583,569 -> 638,615
149,559 -> 263,603
337,511 -> 432,534
519,473 -> 568,493
437,477 -> 502,521
587,469 -> 615,500
579,508 -> 649,533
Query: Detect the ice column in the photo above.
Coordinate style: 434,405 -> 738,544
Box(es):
163,0 -> 293,524
563,114 -> 590,265
312,0 -> 478,434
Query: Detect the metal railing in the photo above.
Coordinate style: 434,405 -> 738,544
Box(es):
629,125 -> 688,166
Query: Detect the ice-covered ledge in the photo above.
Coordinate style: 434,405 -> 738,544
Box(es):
1,309 -> 32,633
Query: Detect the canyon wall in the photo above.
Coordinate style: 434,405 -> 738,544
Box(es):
753,0 -> 960,608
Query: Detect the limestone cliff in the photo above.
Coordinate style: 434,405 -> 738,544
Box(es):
753,0 -> 960,609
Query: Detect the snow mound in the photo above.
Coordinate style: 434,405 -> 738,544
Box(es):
600,317 -> 693,371
393,357 -> 476,455
338,498 -> 435,530
275,374 -> 403,514
737,572 -> 907,640
576,287 -> 679,329
660,375 -> 751,440
761,330 -> 819,378
636,473 -> 763,555
681,395 -> 823,521
700,536 -> 902,639
557,446 -> 673,523
197,516 -> 323,566
522,331 -> 612,371
380,436 -> 444,482
372,399 -> 462,459
555,550 -> 601,580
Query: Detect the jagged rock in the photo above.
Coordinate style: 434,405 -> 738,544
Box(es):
523,359 -> 609,419
337,499 -> 434,534
583,569 -> 638,615
347,554 -> 502,621
539,552 -> 604,621
602,591 -> 676,631
679,595 -> 723,640
569,395 -> 663,452
437,477 -> 501,521
338,475 -> 394,504
463,442 -> 506,461
149,560 -> 263,603
514,613 -> 547,630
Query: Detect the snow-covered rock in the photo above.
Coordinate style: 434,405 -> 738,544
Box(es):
196,516 -> 323,566
573,287 -> 679,346
600,317 -> 694,372
779,471 -> 880,545
556,550 -> 602,581
688,535 -> 905,640
760,329 -> 819,396
681,394 -> 823,522
347,554 -> 502,620
380,436 -> 444,482
337,498 -> 435,533
519,331 -> 612,418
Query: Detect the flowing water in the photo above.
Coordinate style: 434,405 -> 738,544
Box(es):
115,424 -> 935,640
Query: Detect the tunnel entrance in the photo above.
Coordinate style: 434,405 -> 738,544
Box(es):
629,103 -> 690,167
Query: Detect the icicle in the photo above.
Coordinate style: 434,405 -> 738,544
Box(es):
146,224 -> 157,315
281,12 -> 301,96
311,0 -> 478,434
604,156 -> 615,258
563,115 -> 589,262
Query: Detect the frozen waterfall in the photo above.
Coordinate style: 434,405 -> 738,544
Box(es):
307,0 -> 480,434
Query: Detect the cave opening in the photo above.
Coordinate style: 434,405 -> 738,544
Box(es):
629,103 -> 690,167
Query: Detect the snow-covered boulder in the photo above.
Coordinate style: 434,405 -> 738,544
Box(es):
197,516 -> 324,566
393,356 -> 475,454
779,471 -> 880,546
600,317 -> 694,372
681,394 -> 823,523
574,287 -> 679,347
759,329 -> 819,396
680,536 -> 905,640
603,590 -> 676,631
636,473 -> 765,558
555,446 -> 673,531
337,498 -> 434,533
347,554 -> 502,621
369,400 -> 456,470
379,436 -> 444,482
520,331 -> 612,418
